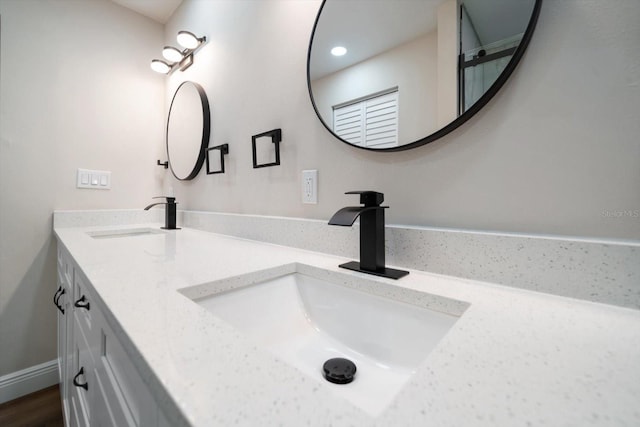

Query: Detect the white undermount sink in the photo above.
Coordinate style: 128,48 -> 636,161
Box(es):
180,263 -> 469,416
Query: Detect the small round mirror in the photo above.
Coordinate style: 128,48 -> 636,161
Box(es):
166,81 -> 210,180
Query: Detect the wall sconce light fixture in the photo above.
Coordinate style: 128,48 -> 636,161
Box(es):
151,31 -> 206,75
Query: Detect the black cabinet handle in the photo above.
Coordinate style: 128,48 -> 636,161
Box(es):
55,288 -> 66,314
73,367 -> 88,391
53,286 -> 62,306
55,288 -> 65,305
74,295 -> 90,311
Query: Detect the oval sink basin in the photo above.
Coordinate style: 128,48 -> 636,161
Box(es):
183,264 -> 468,416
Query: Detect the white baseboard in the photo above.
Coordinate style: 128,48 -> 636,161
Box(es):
0,359 -> 59,404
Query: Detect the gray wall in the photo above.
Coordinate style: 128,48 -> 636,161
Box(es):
164,0 -> 640,241
0,0 -> 164,376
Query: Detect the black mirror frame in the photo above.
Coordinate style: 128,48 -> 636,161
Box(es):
306,0 -> 543,152
166,81 -> 211,180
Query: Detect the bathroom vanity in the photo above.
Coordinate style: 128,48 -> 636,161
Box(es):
53,212 -> 640,427
55,238 -> 170,426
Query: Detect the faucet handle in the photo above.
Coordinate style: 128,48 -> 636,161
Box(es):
152,196 -> 176,204
345,191 -> 384,207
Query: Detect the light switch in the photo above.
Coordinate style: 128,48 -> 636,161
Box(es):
77,168 -> 111,190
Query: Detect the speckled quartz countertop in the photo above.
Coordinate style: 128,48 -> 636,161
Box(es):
54,223 -> 640,427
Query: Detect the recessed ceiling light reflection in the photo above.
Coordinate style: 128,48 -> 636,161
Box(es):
331,46 -> 347,56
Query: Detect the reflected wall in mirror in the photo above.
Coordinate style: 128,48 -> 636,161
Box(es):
166,81 -> 211,180
307,0 -> 542,151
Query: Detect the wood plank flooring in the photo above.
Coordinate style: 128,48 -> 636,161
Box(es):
0,385 -> 64,427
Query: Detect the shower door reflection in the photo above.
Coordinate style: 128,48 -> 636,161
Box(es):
457,0 -> 534,115
459,35 -> 521,114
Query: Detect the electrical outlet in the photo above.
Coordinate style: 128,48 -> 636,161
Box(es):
302,170 -> 318,204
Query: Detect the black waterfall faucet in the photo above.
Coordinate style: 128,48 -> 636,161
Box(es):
328,191 -> 408,280
144,196 -> 180,230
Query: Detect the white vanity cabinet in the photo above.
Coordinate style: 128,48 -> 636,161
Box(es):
56,243 -> 163,427
56,244 -> 74,424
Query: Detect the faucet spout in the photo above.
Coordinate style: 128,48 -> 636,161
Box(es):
143,196 -> 179,230
328,191 -> 408,279
144,202 -> 165,211
328,206 -> 381,226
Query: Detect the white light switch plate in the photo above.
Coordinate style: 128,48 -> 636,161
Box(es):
302,170 -> 317,204
77,168 -> 111,190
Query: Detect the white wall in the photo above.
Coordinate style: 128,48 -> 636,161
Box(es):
437,0 -> 458,126
164,0 -> 640,241
311,31 -> 438,144
0,0 -> 164,376
0,0 -> 635,385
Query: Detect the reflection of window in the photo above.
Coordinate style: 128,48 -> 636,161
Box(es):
333,89 -> 398,149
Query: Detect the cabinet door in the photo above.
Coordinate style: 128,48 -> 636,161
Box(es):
56,247 -> 74,426
92,369 -> 138,427
93,310 -> 157,427
71,318 -> 97,427
64,289 -> 75,425
93,365 -> 137,427
56,270 -> 67,386
158,409 -> 173,427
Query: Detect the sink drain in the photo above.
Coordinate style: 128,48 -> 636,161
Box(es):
323,358 -> 356,384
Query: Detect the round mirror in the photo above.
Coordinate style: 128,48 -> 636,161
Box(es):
307,0 -> 542,151
166,81 -> 210,180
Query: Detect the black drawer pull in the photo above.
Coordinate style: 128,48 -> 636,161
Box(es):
73,367 -> 88,391
53,286 -> 62,306
55,288 -> 66,305
55,289 -> 66,314
74,295 -> 90,311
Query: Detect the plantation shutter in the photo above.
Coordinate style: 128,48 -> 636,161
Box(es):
333,102 -> 364,146
333,88 -> 398,149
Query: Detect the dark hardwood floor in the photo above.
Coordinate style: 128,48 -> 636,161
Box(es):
0,385 -> 64,427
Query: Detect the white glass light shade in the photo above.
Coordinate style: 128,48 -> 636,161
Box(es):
162,46 -> 184,63
150,59 -> 171,74
331,46 -> 347,56
177,31 -> 201,49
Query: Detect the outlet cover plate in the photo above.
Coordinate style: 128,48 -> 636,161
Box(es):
302,170 -> 317,204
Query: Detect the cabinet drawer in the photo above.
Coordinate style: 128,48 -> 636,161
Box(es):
56,266 -> 73,427
56,270 -> 67,381
70,323 -> 94,427
70,395 -> 90,427
96,320 -> 156,426
93,369 -> 137,427
74,269 -> 94,339
57,266 -> 71,294
57,244 -> 73,285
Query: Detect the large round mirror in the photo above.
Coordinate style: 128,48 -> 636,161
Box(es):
307,0 -> 542,151
166,81 -> 210,180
